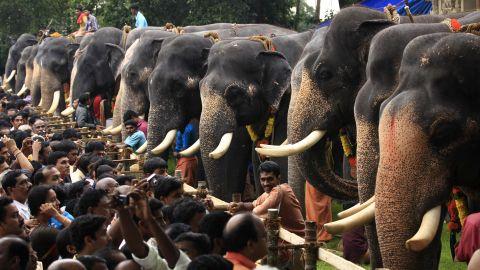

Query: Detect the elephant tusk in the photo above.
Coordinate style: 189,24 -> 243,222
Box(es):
180,139 -> 200,157
151,129 -> 178,155
61,106 -> 75,116
135,141 -> 148,154
5,88 -> 12,93
338,196 -> 375,219
47,91 -> 61,114
38,98 -> 43,107
108,124 -> 123,135
255,130 -> 326,157
16,84 -> 28,96
323,202 -> 375,235
5,70 -> 16,83
209,133 -> 233,159
405,205 -> 441,252
259,139 -> 289,149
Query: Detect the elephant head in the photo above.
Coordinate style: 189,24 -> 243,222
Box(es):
36,38 -> 79,113
199,39 -> 292,199
3,34 -> 37,91
374,33 -> 480,269
119,31 -> 175,122
147,34 -> 211,157
70,41 -> 124,105
15,46 -> 33,94
22,45 -> 38,98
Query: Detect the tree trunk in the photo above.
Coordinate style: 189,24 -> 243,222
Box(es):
315,0 -> 321,23
295,0 -> 302,30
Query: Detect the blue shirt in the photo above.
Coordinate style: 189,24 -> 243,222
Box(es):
49,211 -> 74,230
125,130 -> 147,152
135,11 -> 148,28
175,123 -> 197,152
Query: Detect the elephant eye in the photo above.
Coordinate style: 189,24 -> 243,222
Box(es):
429,119 -> 462,150
317,68 -> 332,81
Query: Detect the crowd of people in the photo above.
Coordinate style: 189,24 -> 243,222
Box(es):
0,90 -> 311,270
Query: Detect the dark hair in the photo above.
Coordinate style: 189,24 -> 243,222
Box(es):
143,157 -> 167,174
66,180 -> 90,199
223,213 -> 261,252
130,3 -> 139,10
199,212 -> 231,244
50,133 -> 63,142
0,196 -> 13,222
30,225 -> 59,267
79,93 -> 90,105
76,4 -> 84,11
51,184 -> 67,207
69,215 -> 107,251
77,154 -> 94,173
94,248 -> 126,270
54,140 -> 77,153
149,198 -> 164,213
12,130 -> 28,148
3,237 -> 30,270
258,160 -> 281,177
56,227 -> 74,259
14,100 -> 27,110
77,255 -> 107,269
0,120 -> 11,129
28,185 -> 53,216
47,151 -> 68,165
116,175 -> 134,186
2,170 -> 23,195
63,128 -> 81,140
174,232 -> 211,255
172,198 -> 206,225
187,254 -> 233,270
28,116 -> 41,126
123,119 -> 137,128
10,112 -> 23,122
96,165 -> 113,178
85,141 -> 105,153
75,189 -> 108,216
123,110 -> 139,122
166,223 -> 191,241
154,176 -> 183,199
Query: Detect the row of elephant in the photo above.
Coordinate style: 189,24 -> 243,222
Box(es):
4,8 -> 480,269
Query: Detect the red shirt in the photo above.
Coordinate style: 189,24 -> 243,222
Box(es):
455,212 -> 480,262
93,95 -> 102,120
224,252 -> 256,270
137,119 -> 148,136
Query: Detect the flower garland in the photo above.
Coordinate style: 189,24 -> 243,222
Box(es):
340,128 -> 356,177
246,115 -> 275,142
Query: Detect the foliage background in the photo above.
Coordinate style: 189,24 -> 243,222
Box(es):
0,0 -> 358,75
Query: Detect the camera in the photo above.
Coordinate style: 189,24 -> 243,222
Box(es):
112,194 -> 129,206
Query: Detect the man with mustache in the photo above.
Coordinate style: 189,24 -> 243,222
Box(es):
0,197 -> 27,238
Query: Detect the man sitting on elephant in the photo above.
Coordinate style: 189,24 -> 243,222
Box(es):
229,161 -> 305,236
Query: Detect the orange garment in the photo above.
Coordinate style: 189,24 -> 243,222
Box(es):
224,252 -> 256,270
253,183 -> 305,237
176,156 -> 197,187
305,181 -> 332,241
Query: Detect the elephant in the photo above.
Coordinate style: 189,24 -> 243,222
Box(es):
371,32 -> 480,269
196,30 -> 312,201
26,45 -> 40,104
14,45 -> 33,94
32,37 -> 79,113
69,27 -> 124,109
2,33 -> 37,91
145,25 -> 297,200
256,6 -> 463,268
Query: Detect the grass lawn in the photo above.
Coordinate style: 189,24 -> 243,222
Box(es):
317,201 -> 468,269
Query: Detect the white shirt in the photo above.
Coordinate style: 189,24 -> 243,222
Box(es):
13,200 -> 30,220
132,242 -> 190,270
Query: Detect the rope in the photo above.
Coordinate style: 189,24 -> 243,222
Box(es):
248,35 -> 276,51
121,25 -> 132,50
383,4 -> 400,24
204,32 -> 220,43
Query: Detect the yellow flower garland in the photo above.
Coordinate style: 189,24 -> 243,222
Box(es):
339,129 -> 354,157
246,116 -> 275,142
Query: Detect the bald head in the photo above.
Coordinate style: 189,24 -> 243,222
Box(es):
95,178 -> 119,194
223,213 -> 266,261
47,259 -> 86,270
114,260 -> 141,270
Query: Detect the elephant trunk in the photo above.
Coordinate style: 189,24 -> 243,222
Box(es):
146,97 -> 183,155
375,102 -> 447,269
287,69 -> 358,201
31,60 -> 42,106
199,92 -> 238,200
121,79 -> 149,140
24,64 -> 33,94
40,68 -> 62,111
15,66 -> 26,93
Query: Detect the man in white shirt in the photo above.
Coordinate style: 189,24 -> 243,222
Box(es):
2,170 -> 31,220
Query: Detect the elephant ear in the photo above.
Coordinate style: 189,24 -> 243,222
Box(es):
105,43 -> 125,80
67,43 -> 80,74
257,51 -> 291,111
355,19 -> 394,60
150,38 -> 165,63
